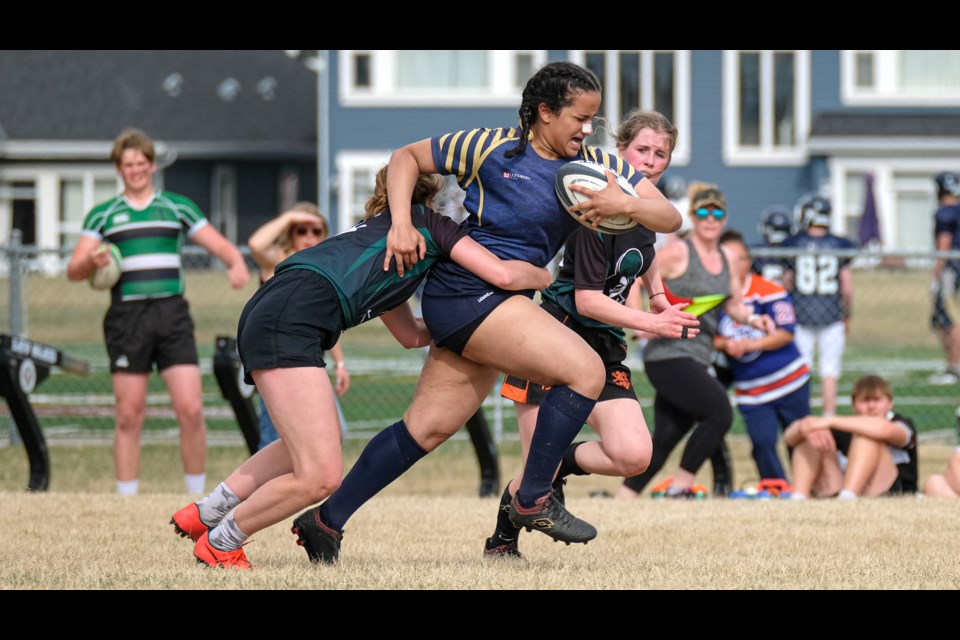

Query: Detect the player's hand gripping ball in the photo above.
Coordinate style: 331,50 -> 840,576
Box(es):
555,160 -> 638,235
88,243 -> 122,290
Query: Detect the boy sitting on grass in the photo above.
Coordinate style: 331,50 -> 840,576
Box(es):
784,375 -> 917,499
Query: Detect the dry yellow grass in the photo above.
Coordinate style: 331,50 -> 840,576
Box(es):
1,439 -> 958,589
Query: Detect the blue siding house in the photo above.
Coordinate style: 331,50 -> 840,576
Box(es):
322,50 -> 960,250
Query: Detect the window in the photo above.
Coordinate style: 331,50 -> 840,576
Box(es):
842,50 -> 960,105
830,159 -> 952,252
336,152 -> 391,232
339,50 -> 546,106
723,50 -> 810,166
570,50 -> 690,165
59,174 -> 119,246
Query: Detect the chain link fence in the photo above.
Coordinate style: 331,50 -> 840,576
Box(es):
1,240 -> 959,446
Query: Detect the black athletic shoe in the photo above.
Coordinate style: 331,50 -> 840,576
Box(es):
291,508 -> 342,565
483,536 -> 524,560
509,492 -> 597,545
552,477 -> 567,506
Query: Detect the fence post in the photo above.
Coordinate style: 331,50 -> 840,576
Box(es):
6,230 -> 25,446
8,229 -> 25,338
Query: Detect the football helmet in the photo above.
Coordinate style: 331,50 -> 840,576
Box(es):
796,194 -> 832,229
757,205 -> 793,245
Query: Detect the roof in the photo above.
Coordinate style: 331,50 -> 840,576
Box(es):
0,50 -> 317,159
808,112 -> 960,156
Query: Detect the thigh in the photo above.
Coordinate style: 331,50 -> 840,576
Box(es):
104,302 -> 155,373
862,446 -> 899,497
252,367 -> 342,474
404,345 -> 501,447
776,383 -> 811,428
154,297 -> 199,371
160,364 -> 203,410
112,371 -> 149,411
463,295 -> 600,386
818,322 -> 845,379
646,358 -> 727,422
589,398 -> 650,453
794,325 -> 815,364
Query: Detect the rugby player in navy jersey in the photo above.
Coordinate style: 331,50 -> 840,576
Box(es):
292,62 -> 681,564
781,195 -> 856,417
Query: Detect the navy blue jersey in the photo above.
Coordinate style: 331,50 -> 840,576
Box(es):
276,205 -> 467,327
541,224 -> 657,344
424,128 -> 645,300
781,231 -> 857,326
751,244 -> 788,285
934,204 -> 960,275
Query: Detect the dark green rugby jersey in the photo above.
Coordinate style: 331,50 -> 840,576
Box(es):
80,191 -> 207,302
275,205 -> 468,327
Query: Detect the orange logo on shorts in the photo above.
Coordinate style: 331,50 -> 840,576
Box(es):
611,371 -> 631,390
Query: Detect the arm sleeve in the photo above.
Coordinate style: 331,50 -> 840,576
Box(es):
571,228 -> 609,291
419,206 -> 469,258
431,128 -> 518,188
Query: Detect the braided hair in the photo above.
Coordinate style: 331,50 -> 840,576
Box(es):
504,62 -> 602,159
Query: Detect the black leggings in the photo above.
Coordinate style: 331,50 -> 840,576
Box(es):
623,357 -> 732,493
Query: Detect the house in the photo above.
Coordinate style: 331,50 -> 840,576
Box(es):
0,50 -> 318,254
323,50 -> 960,248
4,50 -> 960,252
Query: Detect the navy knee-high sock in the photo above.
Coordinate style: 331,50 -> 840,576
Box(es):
320,420 -> 427,532
516,386 -> 595,508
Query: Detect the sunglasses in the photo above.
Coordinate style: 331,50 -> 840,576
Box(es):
294,226 -> 326,237
695,207 -> 726,220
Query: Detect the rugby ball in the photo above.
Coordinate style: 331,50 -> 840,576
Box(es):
555,160 -> 639,235
88,243 -> 122,290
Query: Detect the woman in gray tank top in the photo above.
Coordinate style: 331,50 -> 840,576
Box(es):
621,185 -> 775,498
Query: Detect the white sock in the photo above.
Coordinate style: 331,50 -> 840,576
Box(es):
837,489 -> 858,500
196,482 -> 241,527
208,511 -> 249,551
789,493 -> 807,501
184,473 -> 206,496
116,480 -> 139,496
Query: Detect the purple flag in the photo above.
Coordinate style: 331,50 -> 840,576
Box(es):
859,173 -> 881,247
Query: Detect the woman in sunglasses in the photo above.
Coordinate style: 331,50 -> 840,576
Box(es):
248,204 -> 349,450
620,184 -> 776,499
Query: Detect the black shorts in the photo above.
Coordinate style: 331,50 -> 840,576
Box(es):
237,268 -> 344,384
103,295 -> 198,374
500,301 -> 637,405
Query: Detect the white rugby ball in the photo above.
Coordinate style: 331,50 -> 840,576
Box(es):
555,160 -> 639,235
88,243 -> 122,290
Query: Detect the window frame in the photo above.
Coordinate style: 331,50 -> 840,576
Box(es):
722,50 -> 811,166
569,50 -> 691,166
338,50 -> 548,107
841,50 -> 960,106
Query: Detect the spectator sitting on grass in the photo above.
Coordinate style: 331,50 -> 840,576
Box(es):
784,375 -> 917,499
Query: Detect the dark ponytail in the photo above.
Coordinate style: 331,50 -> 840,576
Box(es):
505,62 -> 601,159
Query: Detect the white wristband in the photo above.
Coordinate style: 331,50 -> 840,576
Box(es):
747,313 -> 760,325
336,361 -> 346,370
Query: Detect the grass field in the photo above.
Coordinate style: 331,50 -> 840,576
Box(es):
1,439 -> 958,589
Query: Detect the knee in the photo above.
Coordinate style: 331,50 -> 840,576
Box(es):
610,443 -> 652,477
570,351 -> 604,398
302,473 -> 341,504
173,399 -> 205,428
115,406 -> 145,432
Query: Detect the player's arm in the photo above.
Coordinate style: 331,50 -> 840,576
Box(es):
192,225 -> 250,289
385,140 -> 437,276
840,263 -> 854,323
808,414 -> 911,447
571,172 -> 681,233
448,238 -> 551,291
575,289 -> 697,339
67,235 -> 113,281
934,230 -> 953,280
722,269 -> 775,334
379,302 -> 431,349
328,341 -> 350,396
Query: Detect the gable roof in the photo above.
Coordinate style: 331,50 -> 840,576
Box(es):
0,50 -> 317,159
808,112 -> 960,156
